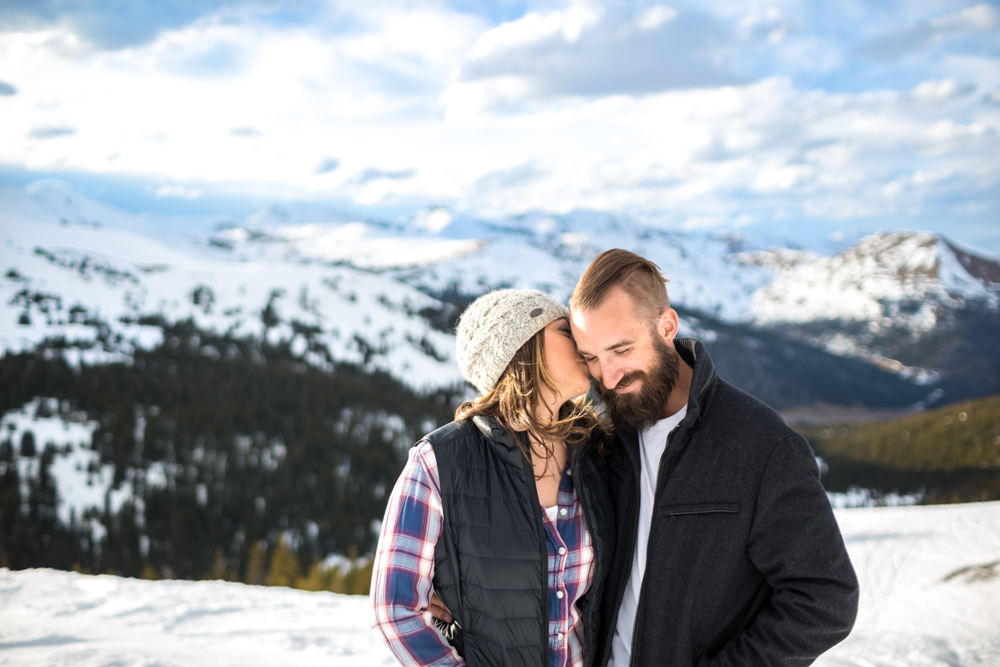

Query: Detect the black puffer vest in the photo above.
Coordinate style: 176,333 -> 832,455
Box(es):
426,416 -> 615,667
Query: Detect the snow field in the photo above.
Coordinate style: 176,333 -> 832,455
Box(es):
0,570 -> 392,667
817,501 -> 1000,667
1,502 -> 998,667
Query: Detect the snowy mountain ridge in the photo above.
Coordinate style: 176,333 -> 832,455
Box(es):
1,189 -> 465,391
2,183 -> 999,395
752,231 -> 1000,330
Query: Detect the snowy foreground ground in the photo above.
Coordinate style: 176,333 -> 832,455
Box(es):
2,502 -> 999,667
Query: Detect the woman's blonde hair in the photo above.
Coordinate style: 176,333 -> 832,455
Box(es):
455,327 -> 610,467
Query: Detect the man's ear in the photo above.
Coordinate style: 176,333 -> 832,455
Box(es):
657,307 -> 679,343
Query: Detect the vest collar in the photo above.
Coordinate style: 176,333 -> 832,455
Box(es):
472,415 -> 518,449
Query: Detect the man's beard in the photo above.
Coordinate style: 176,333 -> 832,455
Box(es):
598,335 -> 680,433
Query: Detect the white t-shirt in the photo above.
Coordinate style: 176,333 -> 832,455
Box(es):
544,504 -> 559,523
608,405 -> 687,667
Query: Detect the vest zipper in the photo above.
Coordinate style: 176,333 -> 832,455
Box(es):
523,443 -> 550,667
571,439 -> 596,667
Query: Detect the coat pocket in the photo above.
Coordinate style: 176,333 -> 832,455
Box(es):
660,501 -> 740,517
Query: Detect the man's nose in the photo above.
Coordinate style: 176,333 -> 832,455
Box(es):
602,362 -> 625,390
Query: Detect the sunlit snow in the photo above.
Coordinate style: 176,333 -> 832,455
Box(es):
1,186 -> 465,392
1,501 -> 998,666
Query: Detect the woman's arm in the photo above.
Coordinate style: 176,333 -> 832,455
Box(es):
369,441 -> 464,667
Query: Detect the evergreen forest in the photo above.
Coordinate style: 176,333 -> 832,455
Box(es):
0,320 -> 458,592
3,318 -> 1000,594
796,394 -> 1000,504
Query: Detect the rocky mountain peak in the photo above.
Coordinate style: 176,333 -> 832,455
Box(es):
752,231 -> 999,329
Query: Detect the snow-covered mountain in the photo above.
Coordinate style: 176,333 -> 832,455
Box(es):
750,231 -> 1000,385
1,185 -> 464,392
3,182 -> 999,401
211,205 -> 777,324
753,231 -> 1000,329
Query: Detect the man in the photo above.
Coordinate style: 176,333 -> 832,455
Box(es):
568,248 -> 858,667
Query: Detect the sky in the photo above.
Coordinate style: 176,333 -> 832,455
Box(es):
0,1 -> 998,251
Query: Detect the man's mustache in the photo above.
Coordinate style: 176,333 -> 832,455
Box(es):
614,371 -> 642,391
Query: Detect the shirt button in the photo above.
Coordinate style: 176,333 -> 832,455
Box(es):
558,546 -> 566,555
558,633 -> 564,640
566,469 -> 572,475
556,590 -> 564,599
559,508 -> 568,516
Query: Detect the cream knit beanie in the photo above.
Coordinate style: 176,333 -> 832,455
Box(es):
455,289 -> 569,395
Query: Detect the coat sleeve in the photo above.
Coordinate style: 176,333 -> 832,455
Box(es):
698,434 -> 859,667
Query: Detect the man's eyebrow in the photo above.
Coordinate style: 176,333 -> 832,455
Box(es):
579,339 -> 634,356
605,339 -> 634,352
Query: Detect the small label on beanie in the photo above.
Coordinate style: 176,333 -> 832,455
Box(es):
530,308 -> 543,318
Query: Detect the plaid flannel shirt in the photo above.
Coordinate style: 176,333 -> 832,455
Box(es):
370,439 -> 596,667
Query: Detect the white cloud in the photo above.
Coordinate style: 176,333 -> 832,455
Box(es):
737,6 -> 791,45
637,5 -> 678,32
944,3 -> 1000,31
857,3 -> 1000,60
154,185 -> 204,200
881,168 -> 954,198
469,3 -> 603,58
446,2 -> 744,110
0,1 -> 996,247
911,78 -> 976,103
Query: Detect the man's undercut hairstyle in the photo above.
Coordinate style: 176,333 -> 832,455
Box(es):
570,248 -> 670,323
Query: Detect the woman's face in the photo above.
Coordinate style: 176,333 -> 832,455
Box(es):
542,317 -> 592,404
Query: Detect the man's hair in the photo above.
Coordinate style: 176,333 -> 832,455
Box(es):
570,248 -> 670,323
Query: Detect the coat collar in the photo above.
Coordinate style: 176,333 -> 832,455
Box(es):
674,337 -> 717,427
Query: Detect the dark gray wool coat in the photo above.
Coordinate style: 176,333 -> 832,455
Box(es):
597,338 -> 859,667
427,415 -> 616,667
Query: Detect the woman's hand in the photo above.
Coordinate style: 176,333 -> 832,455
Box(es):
428,593 -> 453,624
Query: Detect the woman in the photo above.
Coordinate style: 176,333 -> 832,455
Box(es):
370,288 -> 615,667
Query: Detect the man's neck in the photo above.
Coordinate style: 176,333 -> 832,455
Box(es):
661,352 -> 694,420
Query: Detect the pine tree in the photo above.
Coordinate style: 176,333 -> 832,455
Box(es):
245,540 -> 268,586
266,537 -> 301,588
296,558 -> 330,592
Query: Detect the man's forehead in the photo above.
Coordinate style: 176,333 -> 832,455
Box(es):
570,300 -> 641,347
570,286 -> 638,327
